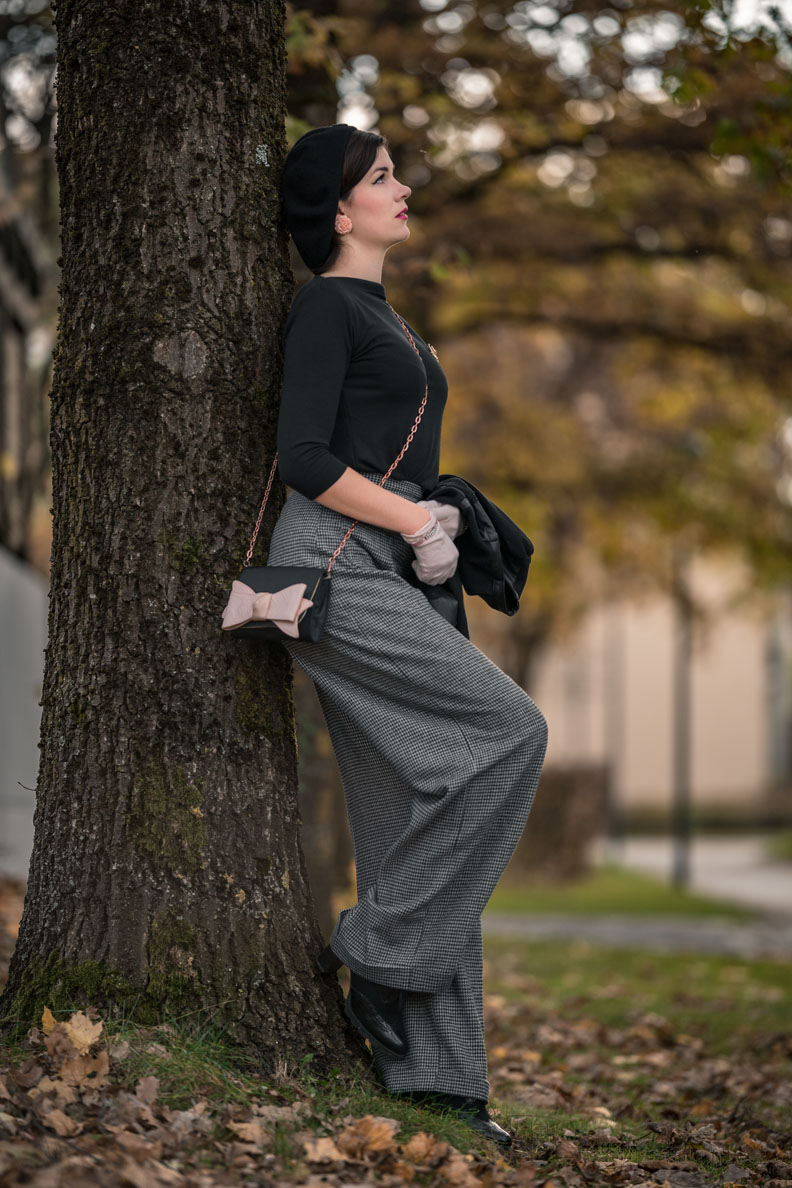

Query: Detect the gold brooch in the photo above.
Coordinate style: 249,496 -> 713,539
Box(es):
427,343 -> 439,361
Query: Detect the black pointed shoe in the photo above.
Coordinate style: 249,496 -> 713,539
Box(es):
316,942 -> 409,1059
396,1091 -> 513,1146
316,941 -> 344,974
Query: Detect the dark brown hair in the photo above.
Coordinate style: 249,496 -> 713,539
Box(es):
313,129 -> 389,276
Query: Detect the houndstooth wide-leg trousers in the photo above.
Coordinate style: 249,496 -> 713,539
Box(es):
266,469 -> 549,1102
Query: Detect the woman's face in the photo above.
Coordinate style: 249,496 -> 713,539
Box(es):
341,146 -> 412,252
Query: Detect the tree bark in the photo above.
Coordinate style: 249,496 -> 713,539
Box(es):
294,667 -> 355,941
0,0 -> 368,1077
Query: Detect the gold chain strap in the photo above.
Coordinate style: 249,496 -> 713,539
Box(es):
243,302 -> 430,573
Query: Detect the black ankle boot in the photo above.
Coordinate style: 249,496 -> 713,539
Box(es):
395,1091 -> 513,1146
316,942 -> 409,1058
316,942 -> 343,973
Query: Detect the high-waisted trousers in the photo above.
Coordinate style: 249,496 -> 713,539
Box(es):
267,469 -> 549,1102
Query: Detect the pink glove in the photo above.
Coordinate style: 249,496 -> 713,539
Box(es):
399,507 -> 459,585
415,498 -> 467,540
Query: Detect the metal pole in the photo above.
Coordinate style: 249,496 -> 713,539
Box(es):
603,599 -> 626,862
671,541 -> 693,888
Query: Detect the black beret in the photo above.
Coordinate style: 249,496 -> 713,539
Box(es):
281,124 -> 357,272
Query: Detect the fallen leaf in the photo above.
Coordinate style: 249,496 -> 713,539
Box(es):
116,1130 -> 164,1161
402,1132 -> 454,1165
165,1101 -> 213,1138
9,1057 -> 44,1090
304,1134 -> 347,1162
27,1075 -> 79,1107
43,1027 -> 78,1062
253,1101 -> 310,1122
440,1150 -> 484,1186
336,1114 -> 401,1159
227,1118 -> 272,1146
135,1075 -> 159,1105
62,1009 -> 103,1054
144,1042 -> 170,1058
58,1048 -> 110,1088
39,1105 -> 82,1136
403,1131 -> 442,1161
391,1158 -> 418,1181
0,1110 -> 18,1135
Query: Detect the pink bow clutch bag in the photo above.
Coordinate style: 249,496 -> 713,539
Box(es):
221,580 -> 314,638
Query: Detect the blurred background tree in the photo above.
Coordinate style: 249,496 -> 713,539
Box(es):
282,0 -> 792,899
286,0 -> 792,681
5,0 -> 791,613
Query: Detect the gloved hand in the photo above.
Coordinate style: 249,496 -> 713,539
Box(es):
415,498 -> 467,541
399,507 -> 459,585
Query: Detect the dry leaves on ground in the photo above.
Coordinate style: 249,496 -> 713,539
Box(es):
0,876 -> 790,1187
0,1005 -> 527,1187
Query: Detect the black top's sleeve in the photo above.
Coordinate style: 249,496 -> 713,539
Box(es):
276,282 -> 355,499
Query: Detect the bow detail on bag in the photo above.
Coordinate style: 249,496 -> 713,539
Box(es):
221,580 -> 314,638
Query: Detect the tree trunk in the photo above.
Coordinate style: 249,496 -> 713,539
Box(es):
294,667 -> 355,940
0,0 -> 368,1077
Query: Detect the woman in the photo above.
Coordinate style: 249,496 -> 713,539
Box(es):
268,123 -> 549,1146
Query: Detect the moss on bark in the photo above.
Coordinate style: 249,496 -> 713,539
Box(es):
126,765 -> 207,874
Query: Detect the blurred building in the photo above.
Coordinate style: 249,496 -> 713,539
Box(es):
0,157 -> 55,879
0,166 -> 54,567
474,552 -> 792,825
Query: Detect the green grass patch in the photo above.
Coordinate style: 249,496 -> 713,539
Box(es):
767,828 -> 792,862
487,862 -> 754,918
1,1003 -> 517,1158
112,1019 -> 273,1112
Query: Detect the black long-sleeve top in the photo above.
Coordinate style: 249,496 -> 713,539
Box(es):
276,274 -> 449,499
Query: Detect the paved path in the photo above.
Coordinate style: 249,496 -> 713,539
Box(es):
595,834 -> 792,915
481,911 -> 792,959
483,834 -> 792,958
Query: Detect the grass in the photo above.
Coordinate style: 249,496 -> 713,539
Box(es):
485,862 -> 755,918
768,828 -> 792,862
481,935 -> 791,1056
481,934 -> 792,1175
2,935 -> 789,1183
0,1010 -> 513,1159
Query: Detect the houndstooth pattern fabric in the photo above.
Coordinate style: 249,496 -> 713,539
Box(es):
266,469 -> 549,1101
